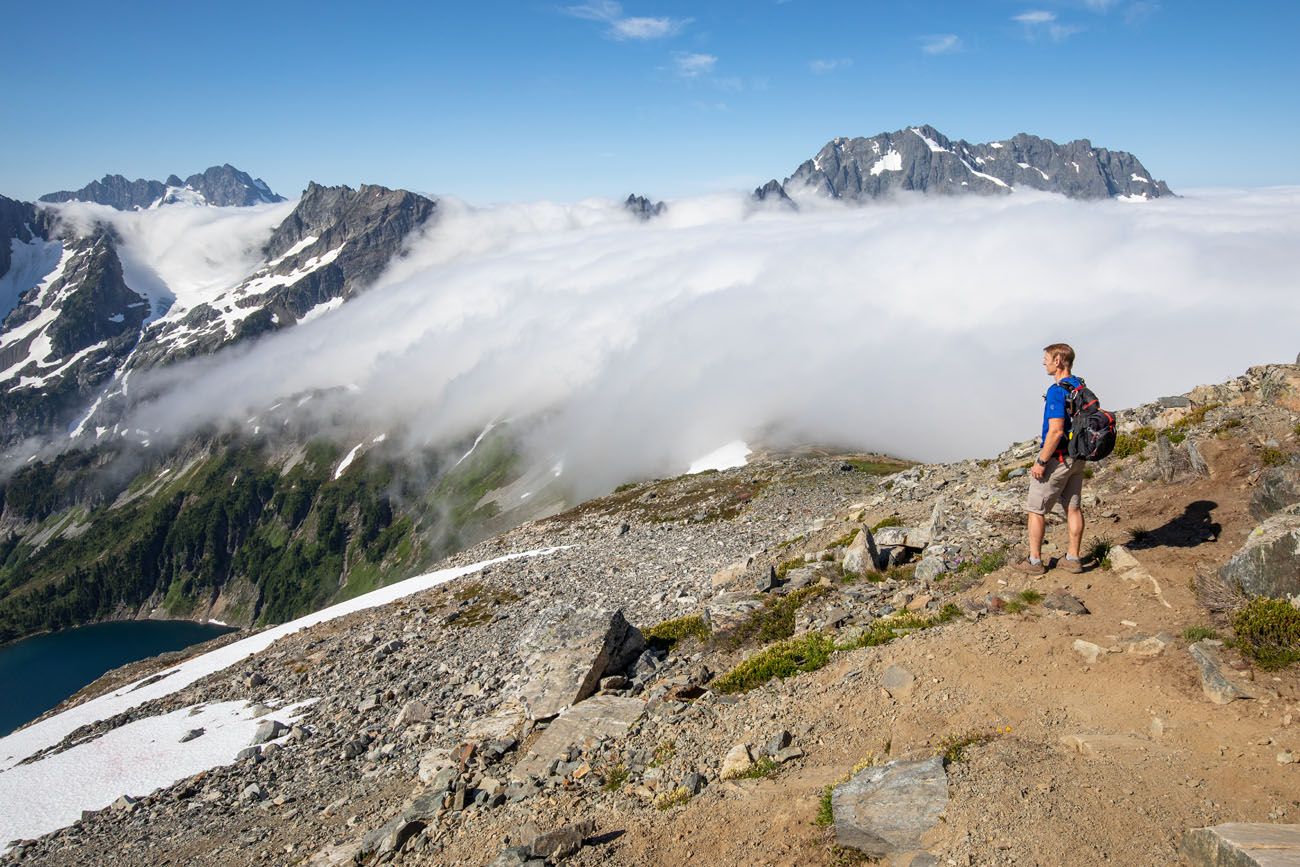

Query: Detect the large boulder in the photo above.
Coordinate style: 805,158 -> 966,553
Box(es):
843,527 -> 881,574
518,610 -> 645,720
1250,459 -> 1300,521
512,695 -> 645,780
1183,823 -> 1300,866
832,756 -> 948,858
1220,506 -> 1300,599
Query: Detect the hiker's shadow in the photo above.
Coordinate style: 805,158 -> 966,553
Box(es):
1129,500 -> 1220,549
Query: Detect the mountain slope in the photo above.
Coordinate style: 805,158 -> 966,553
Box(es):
39,165 -> 285,210
755,124 -> 1173,202
3,360 -> 1298,864
0,182 -> 437,447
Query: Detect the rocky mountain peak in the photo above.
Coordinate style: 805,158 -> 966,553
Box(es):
623,194 -> 666,221
759,124 -> 1173,203
38,165 -> 284,210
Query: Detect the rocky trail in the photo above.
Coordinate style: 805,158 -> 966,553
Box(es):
5,363 -> 1300,866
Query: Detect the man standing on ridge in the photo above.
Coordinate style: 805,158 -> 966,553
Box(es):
1014,343 -> 1087,576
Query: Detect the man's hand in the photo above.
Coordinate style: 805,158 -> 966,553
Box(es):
1030,462 -> 1047,480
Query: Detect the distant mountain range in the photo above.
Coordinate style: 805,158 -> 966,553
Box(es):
753,124 -> 1173,203
0,128 -> 1174,448
39,164 -> 285,210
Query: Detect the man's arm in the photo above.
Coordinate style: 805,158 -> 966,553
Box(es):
1040,417 -> 1065,462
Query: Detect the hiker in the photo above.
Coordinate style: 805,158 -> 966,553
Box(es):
1015,343 -> 1087,575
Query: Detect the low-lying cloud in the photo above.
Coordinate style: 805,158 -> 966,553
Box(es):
117,187 -> 1300,498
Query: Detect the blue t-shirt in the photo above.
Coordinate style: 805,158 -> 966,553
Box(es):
1042,375 -> 1082,448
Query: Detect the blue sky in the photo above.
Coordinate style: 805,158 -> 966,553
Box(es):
3,0 -> 1297,203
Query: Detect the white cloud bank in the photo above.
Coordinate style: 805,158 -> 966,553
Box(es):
113,187 -> 1300,498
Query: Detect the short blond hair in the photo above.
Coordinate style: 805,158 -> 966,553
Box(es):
1043,343 -> 1075,370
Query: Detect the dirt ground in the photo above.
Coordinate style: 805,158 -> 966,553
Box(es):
439,436 -> 1299,867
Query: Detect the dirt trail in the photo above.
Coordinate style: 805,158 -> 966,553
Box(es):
533,438 -> 1299,867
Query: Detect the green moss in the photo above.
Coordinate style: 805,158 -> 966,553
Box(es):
655,787 -> 692,810
774,557 -> 805,580
1084,535 -> 1113,569
815,785 -> 835,827
1232,597 -> 1300,670
732,755 -> 781,780
712,633 -> 837,694
1261,447 -> 1289,468
602,764 -> 629,791
644,614 -> 711,650
1113,426 -> 1158,459
843,458 -> 911,475
828,528 -> 860,549
939,729 -> 996,763
959,550 -> 1007,577
998,462 -> 1033,483
1183,625 -> 1220,642
727,585 -> 828,647
870,515 -> 903,533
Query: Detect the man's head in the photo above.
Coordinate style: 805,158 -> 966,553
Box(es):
1042,342 -> 1075,377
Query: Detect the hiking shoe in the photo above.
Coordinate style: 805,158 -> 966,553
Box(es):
1012,557 -> 1046,576
1058,557 -> 1086,574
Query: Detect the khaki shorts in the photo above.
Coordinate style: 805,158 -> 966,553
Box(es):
1025,456 -> 1085,515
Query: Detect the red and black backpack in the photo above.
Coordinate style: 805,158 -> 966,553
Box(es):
1062,378 -> 1116,461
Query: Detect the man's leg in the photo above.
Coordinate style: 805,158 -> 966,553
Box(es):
1066,506 -> 1084,559
1028,511 -> 1046,561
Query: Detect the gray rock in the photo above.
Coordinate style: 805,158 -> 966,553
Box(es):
832,756 -> 949,858
1250,459 -> 1300,521
1043,591 -> 1089,615
240,783 -> 267,802
1159,395 -> 1192,408
519,609 -> 646,720
681,771 -> 706,794
1189,641 -> 1251,704
250,719 -> 288,745
392,700 -> 431,728
763,730 -> 792,755
179,728 -> 205,743
720,743 -> 755,779
881,664 -> 916,700
111,795 -> 139,812
1182,822 -> 1300,866
913,557 -> 949,583
526,819 -> 595,860
843,527 -> 882,574
1220,506 -> 1300,598
236,747 -> 261,761
874,527 -> 925,549
774,746 -> 805,763
512,695 -> 645,780
1187,439 -> 1211,478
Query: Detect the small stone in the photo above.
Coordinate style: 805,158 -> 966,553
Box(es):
774,746 -> 805,763
763,730 -> 792,756
111,795 -> 139,812
179,728 -> 205,743
245,672 -> 266,688
1279,751 -> 1297,765
1072,639 -> 1107,664
250,720 -> 288,745
1126,633 -> 1175,658
1043,592 -> 1089,615
881,665 -> 916,700
392,700 -> 431,728
680,772 -> 705,794
720,743 -> 754,779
